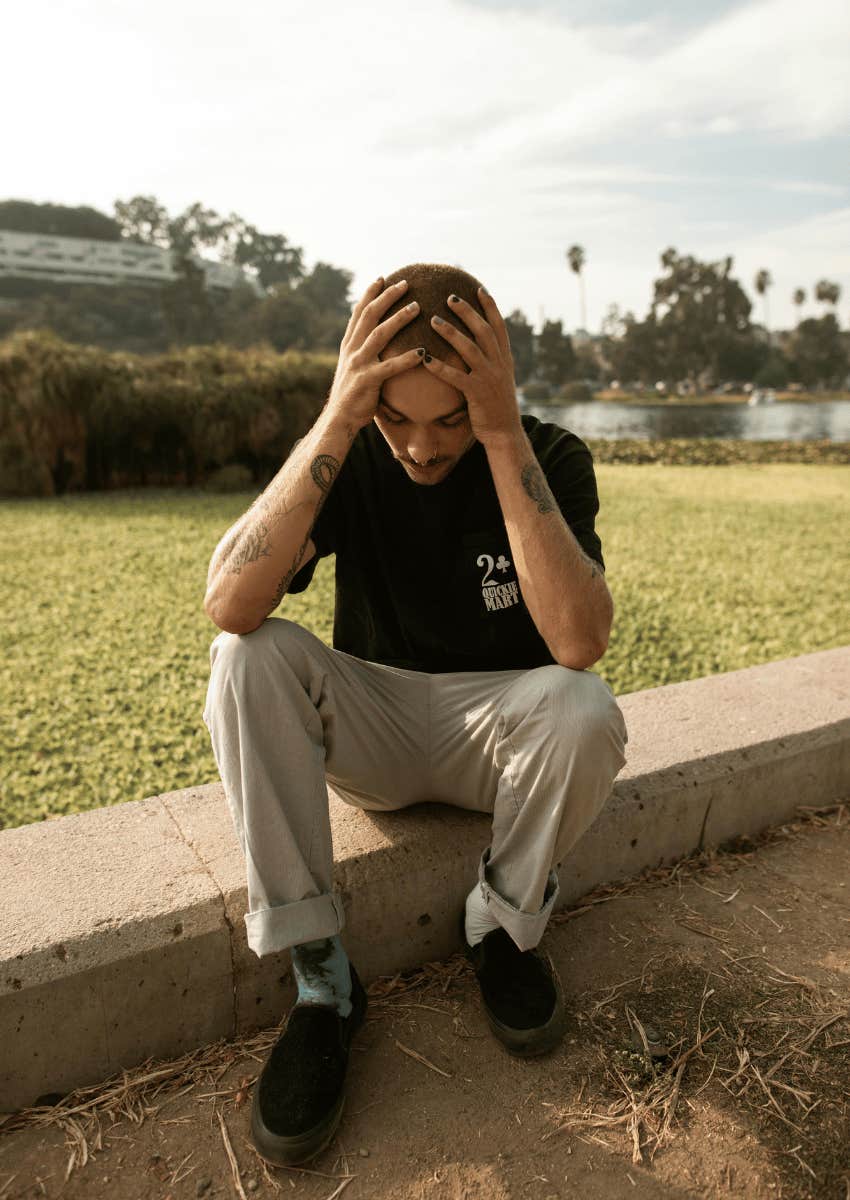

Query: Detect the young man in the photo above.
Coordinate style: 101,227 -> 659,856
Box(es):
202,263 -> 629,1167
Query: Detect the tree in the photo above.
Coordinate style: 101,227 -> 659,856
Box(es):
250,288 -> 314,352
814,279 -> 841,310
566,244 -> 587,330
793,287 -> 806,325
113,195 -> 171,247
790,314 -> 848,387
535,319 -> 576,387
754,269 -> 772,338
231,225 -> 303,292
294,262 -> 351,318
650,248 -> 752,386
600,306 -> 660,385
161,256 -> 217,347
0,199 -> 123,241
504,309 -> 534,383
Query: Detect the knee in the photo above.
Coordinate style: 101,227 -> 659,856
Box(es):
503,665 -> 626,748
209,616 -> 306,672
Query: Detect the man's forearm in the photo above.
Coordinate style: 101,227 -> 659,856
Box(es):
204,406 -> 357,633
484,426 -> 613,669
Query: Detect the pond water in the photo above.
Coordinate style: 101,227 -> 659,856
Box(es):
520,400 -> 850,442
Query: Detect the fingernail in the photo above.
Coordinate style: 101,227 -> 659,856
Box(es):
424,354 -> 432,363
395,279 -> 407,288
416,347 -> 425,356
449,294 -> 459,304
407,301 -> 418,310
432,315 -> 444,324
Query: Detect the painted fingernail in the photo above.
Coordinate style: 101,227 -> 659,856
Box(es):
424,353 -> 432,363
432,315 -> 444,324
449,294 -> 459,304
416,347 -> 425,356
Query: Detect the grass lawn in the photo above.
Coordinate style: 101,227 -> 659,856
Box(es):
2,463 -> 847,830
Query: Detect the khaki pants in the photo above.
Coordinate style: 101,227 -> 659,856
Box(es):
202,617 -> 629,955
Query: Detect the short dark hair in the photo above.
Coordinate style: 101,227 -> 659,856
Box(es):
377,261 -> 488,363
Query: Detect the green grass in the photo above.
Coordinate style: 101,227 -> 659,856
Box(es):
2,464 -> 847,830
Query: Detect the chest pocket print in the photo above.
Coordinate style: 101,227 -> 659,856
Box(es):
462,531 -> 522,616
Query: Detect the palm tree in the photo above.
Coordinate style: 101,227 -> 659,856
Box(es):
792,287 -> 806,325
754,269 -> 772,338
566,244 -> 587,331
814,279 -> 841,310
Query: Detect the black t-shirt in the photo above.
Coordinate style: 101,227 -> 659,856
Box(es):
287,414 -> 604,673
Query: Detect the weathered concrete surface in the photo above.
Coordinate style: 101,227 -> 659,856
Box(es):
2,645 -> 848,1112
0,800 -> 233,1111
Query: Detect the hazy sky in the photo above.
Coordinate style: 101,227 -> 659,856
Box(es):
6,0 -> 849,332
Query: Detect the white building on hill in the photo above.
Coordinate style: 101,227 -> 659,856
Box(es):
0,229 -> 263,294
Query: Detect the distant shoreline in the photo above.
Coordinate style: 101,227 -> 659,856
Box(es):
530,390 -> 850,406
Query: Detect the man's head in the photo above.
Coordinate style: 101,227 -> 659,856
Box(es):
375,262 -> 488,486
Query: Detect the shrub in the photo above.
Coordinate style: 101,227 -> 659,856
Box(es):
558,381 -> 594,402
0,330 -> 336,496
202,463 -> 255,492
521,380 -> 553,401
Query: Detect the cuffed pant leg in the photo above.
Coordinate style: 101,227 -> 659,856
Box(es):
430,665 -> 628,952
485,665 -> 628,948
202,617 -> 427,958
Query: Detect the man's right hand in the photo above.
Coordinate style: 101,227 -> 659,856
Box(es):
326,277 -> 424,431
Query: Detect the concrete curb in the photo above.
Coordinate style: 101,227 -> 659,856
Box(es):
2,646 -> 848,1111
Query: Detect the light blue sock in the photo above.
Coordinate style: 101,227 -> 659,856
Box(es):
290,935 -> 352,1018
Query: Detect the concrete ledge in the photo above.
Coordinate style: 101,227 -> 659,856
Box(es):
2,646 -> 848,1111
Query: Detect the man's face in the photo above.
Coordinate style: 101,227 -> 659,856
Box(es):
374,350 -> 476,486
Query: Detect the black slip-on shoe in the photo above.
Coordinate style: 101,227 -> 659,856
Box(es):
459,910 -> 567,1057
250,962 -> 368,1167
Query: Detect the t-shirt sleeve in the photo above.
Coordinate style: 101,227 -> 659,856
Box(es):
539,427 -> 605,572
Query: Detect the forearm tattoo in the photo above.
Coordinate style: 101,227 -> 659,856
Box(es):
520,459 -> 605,581
219,521 -> 272,576
270,529 -> 312,609
221,454 -> 340,584
269,454 -> 340,604
578,549 -> 604,580
520,461 -> 556,514
311,454 -> 339,494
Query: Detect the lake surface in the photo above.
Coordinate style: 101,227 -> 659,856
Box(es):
521,400 -> 850,442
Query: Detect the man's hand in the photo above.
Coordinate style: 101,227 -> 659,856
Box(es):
423,287 -> 522,446
328,277 -> 426,432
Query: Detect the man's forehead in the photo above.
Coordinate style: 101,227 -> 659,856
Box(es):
380,394 -> 467,420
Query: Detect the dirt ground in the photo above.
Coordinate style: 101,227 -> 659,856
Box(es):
2,802 -> 849,1200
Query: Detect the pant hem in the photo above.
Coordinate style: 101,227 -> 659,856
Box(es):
477,847 -> 559,951
243,891 -> 346,958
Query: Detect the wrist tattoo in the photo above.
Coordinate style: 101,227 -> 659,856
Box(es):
311,454 -> 339,493
520,462 -> 556,514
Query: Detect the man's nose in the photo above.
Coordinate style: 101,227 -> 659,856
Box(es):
407,430 -> 436,463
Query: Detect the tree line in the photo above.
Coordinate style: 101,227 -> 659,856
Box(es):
0,199 -> 846,390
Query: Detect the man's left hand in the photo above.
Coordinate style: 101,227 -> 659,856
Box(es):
424,287 -> 522,445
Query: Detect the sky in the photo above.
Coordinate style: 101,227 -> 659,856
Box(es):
5,0 -> 850,334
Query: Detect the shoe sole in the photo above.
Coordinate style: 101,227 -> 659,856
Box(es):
250,968 -> 368,1168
